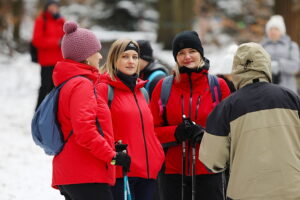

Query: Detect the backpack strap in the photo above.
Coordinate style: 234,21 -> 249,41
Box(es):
208,74 -> 222,106
107,85 -> 114,108
140,87 -> 149,103
62,76 -> 105,137
107,85 -> 149,107
160,75 -> 174,126
159,74 -> 221,124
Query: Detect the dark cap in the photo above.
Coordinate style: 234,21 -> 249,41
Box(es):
137,40 -> 153,62
44,0 -> 60,11
172,31 -> 204,61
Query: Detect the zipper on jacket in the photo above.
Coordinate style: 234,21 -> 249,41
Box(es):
133,91 -> 150,179
187,73 -> 193,176
195,95 -> 201,120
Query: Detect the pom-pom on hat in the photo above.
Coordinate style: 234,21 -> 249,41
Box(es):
61,21 -> 101,62
172,31 -> 204,61
265,15 -> 286,35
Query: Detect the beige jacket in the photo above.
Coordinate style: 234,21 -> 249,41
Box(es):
199,43 -> 300,200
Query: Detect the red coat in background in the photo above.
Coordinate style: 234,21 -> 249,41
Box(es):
32,11 -> 64,66
150,70 -> 230,176
51,60 -> 116,188
97,74 -> 165,179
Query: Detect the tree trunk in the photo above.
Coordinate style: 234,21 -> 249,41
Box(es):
157,0 -> 195,49
275,0 -> 300,45
11,0 -> 24,44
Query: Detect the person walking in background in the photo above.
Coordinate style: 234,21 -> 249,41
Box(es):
52,21 -> 130,200
32,0 -> 65,110
261,15 -> 300,94
199,42 -> 300,200
137,40 -> 169,98
97,38 -> 164,200
150,31 -> 230,200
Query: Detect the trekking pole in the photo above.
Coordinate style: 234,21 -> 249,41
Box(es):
123,170 -> 132,200
182,139 -> 186,200
182,114 -> 192,200
122,150 -> 132,200
181,96 -> 186,200
116,140 -> 132,200
191,142 -> 196,200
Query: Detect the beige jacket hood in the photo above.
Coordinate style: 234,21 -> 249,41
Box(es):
232,42 -> 272,89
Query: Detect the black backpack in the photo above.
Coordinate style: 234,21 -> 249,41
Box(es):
30,42 -> 38,63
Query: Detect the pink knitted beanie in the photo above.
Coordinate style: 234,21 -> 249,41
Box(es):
61,21 -> 101,62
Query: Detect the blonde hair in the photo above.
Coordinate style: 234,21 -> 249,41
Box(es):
173,57 -> 205,82
102,39 -> 140,80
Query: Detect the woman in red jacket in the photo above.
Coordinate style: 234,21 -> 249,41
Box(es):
97,39 -> 164,200
150,31 -> 231,200
32,0 -> 65,109
52,21 -> 130,200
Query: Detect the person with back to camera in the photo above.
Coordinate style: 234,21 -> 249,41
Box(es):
149,30 -> 231,200
51,21 -> 130,200
199,42 -> 300,200
97,38 -> 165,200
261,15 -> 300,94
137,40 -> 169,98
32,0 -> 65,110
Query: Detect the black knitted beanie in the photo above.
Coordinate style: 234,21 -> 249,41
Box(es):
172,31 -> 204,61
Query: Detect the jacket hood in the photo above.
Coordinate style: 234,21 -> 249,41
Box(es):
53,59 -> 99,86
232,42 -> 272,89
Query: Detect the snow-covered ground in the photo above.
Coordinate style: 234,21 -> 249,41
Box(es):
0,53 -> 63,200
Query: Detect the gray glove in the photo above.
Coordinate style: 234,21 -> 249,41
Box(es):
271,60 -> 280,75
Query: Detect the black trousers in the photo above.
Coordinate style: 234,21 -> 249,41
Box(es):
111,177 -> 156,200
162,173 -> 226,200
35,66 -> 54,110
58,183 -> 113,200
153,170 -> 165,200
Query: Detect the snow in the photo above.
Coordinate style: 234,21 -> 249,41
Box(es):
0,54 -> 63,200
91,26 -> 157,42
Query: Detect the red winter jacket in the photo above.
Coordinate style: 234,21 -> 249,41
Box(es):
97,74 -> 165,179
52,60 -> 116,188
150,70 -> 230,175
32,12 -> 64,66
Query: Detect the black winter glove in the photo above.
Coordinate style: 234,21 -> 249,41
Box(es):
189,124 -> 205,146
115,142 -> 128,153
114,152 -> 131,172
174,117 -> 193,143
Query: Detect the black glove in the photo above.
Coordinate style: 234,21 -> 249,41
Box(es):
189,124 -> 205,146
174,118 -> 193,143
114,152 -> 131,172
115,142 -> 128,152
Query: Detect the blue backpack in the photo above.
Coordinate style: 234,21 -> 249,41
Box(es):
31,76 -> 92,155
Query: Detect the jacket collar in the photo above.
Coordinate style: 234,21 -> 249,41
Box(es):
53,59 -> 100,86
102,73 -> 146,92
